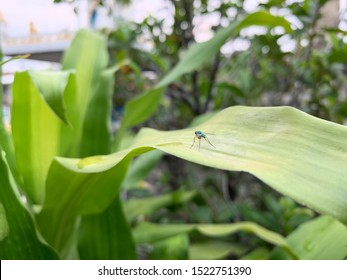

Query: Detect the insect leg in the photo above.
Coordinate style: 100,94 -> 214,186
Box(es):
204,136 -> 216,148
190,136 -> 196,148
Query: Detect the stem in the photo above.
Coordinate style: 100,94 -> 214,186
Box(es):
168,83 -> 195,111
191,71 -> 201,114
203,51 -> 221,112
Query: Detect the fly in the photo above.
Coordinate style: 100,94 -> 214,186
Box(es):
190,130 -> 216,151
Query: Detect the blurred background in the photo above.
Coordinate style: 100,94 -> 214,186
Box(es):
1,0 -> 347,260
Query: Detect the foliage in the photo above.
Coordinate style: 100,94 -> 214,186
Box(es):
1,0 -> 347,260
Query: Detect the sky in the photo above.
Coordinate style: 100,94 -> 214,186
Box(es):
0,0 -> 88,37
1,0 -> 346,38
0,0 -> 166,37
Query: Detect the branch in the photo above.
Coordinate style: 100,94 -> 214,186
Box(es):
191,71 -> 201,114
203,51 -> 221,112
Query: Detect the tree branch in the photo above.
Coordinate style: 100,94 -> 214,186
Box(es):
203,51 -> 221,112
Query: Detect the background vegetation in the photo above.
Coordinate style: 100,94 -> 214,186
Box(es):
1,0 -> 347,260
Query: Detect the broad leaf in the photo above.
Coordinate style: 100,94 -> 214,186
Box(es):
122,149 -> 164,189
62,29 -> 109,157
80,66 -> 119,157
78,197 -> 136,260
37,157 -> 130,253
11,71 -> 72,203
149,234 -> 189,260
131,106 -> 347,223
113,88 -> 164,148
189,241 -> 247,260
30,70 -> 72,124
0,149 -> 58,259
237,11 -> 292,33
38,106 -> 347,257
133,222 -> 289,252
271,216 -> 347,260
124,189 -> 197,222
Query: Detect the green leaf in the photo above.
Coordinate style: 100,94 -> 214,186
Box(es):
328,49 -> 347,64
11,71 -> 70,204
50,106 -> 347,231
30,70 -> 72,124
0,51 -> 21,185
291,216 -> 347,259
113,88 -> 164,149
62,29 -> 109,157
124,189 -> 197,222
37,106 -> 347,257
37,156 -> 130,253
80,66 -> 118,157
133,222 -> 289,250
197,223 -> 287,247
241,247 -> 271,260
189,241 -> 247,260
149,234 -> 189,260
237,11 -> 293,33
78,197 -> 136,260
122,149 -> 164,189
130,106 -> 347,223
0,203 -> 9,242
271,216 -> 347,260
0,149 -> 58,259
133,222 -> 194,243
156,22 -> 239,88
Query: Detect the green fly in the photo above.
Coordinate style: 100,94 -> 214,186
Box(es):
190,130 -> 216,151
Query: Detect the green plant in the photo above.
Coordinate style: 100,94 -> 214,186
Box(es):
1,9 -> 347,260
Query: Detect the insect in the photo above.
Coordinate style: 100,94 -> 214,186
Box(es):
190,130 -> 216,151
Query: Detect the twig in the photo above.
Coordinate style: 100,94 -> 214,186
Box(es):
191,71 -> 201,114
203,51 -> 221,112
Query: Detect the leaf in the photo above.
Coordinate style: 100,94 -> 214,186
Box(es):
124,189 -> 197,222
80,66 -> 118,157
120,87 -> 164,129
0,149 -> 58,259
197,223 -> 287,247
149,234 -> 189,260
62,29 -> 109,157
0,125 -> 21,185
237,11 -> 292,33
189,241 -> 247,260
122,149 -> 164,189
133,222 -> 289,251
133,222 -> 194,244
289,216 -> 347,259
78,197 -> 136,260
156,22 -> 240,88
0,203 -> 9,242
38,106 -> 347,256
113,88 -> 164,148
49,106 -> 347,232
241,247 -> 271,260
328,49 -> 347,64
37,156 -> 130,253
271,216 -> 347,260
158,12 -> 291,88
0,51 -> 21,186
131,106 -> 347,223
11,71 -> 71,204
30,70 -> 72,124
